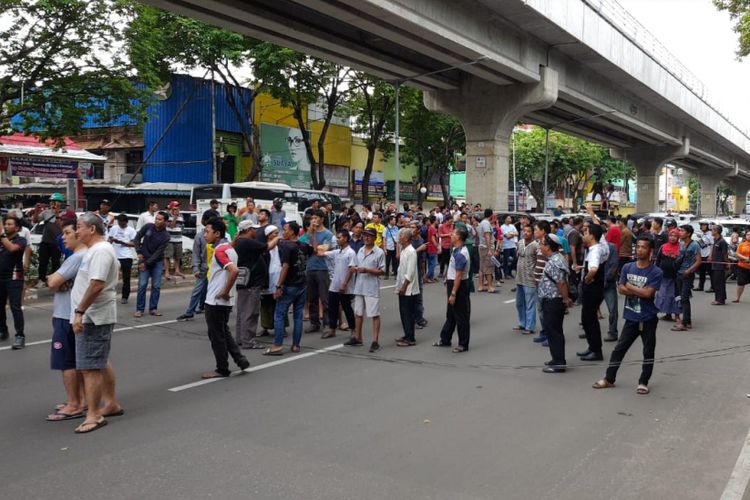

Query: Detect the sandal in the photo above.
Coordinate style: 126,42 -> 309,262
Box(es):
149,310 -> 162,316
201,371 -> 229,379
263,347 -> 285,356
396,339 -> 416,347
451,346 -> 467,353
592,379 -> 615,389
671,325 -> 688,331
74,418 -> 108,434
290,345 -> 301,353
636,384 -> 650,395
46,410 -> 85,421
432,341 -> 451,347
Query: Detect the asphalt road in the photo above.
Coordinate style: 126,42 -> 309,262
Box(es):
2,277 -> 750,500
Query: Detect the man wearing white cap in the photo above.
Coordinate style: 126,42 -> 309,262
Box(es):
234,220 -> 280,349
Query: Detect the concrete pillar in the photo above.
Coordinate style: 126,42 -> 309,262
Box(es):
698,174 -> 725,216
626,139 -> 689,213
424,67 -> 558,210
734,180 -> 750,215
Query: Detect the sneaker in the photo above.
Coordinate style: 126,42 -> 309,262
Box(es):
604,335 -> 618,342
418,319 -> 428,327
0,330 -> 8,341
237,358 -> 250,371
541,340 -> 549,347
532,335 -> 547,343
415,323 -> 424,330
11,335 -> 25,350
343,337 -> 363,346
195,309 -> 205,315
369,341 -> 380,353
176,314 -> 194,321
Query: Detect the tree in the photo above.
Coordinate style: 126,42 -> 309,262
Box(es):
253,43 -> 350,190
125,6 -> 262,180
399,87 -> 465,206
0,0 -> 149,142
687,175 -> 701,212
346,74 -> 396,205
719,184 -> 734,214
714,1 -> 750,57
513,126 -> 634,209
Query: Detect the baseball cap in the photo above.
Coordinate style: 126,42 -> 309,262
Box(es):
116,213 -> 129,222
238,220 -> 261,232
100,199 -> 111,206
168,201 -> 180,209
363,228 -> 377,237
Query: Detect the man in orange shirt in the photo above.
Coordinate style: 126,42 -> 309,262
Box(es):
733,229 -> 750,303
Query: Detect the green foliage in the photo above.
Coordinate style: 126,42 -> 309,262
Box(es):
399,87 -> 465,205
252,43 -> 350,189
513,126 -> 634,208
714,0 -> 750,57
0,0 -> 150,141
687,175 -> 700,212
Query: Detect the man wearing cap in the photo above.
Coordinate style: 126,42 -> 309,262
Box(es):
346,227 -> 385,352
234,220 -> 280,349
164,201 -> 185,280
202,199 -> 221,224
108,213 -> 137,304
136,201 -> 158,231
95,200 -> 115,228
34,192 -> 64,285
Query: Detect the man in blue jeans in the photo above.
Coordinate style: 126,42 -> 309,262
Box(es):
133,211 -> 169,317
177,228 -> 209,321
264,221 -> 311,356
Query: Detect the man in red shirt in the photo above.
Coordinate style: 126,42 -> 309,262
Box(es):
605,216 -> 621,253
425,215 -> 439,283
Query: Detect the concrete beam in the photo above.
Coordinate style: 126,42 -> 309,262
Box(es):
424,67 -> 558,209
626,139 -> 690,213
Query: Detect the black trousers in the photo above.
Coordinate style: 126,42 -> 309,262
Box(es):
439,280 -> 470,349
0,280 -> 24,337
582,284 -> 605,354
38,241 -> 61,283
712,268 -> 727,303
542,297 -> 566,365
118,258 -> 133,300
204,304 -> 246,376
385,249 -> 399,278
698,261 -> 711,290
306,270 -> 330,328
605,318 -> 658,386
398,294 -> 418,342
439,248 -> 451,276
328,291 -> 354,330
677,272 -> 694,326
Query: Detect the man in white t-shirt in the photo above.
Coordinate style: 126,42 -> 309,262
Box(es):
201,218 -> 249,379
136,201 -> 158,230
70,213 -> 121,434
108,213 -> 137,304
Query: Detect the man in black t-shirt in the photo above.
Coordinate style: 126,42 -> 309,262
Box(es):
709,224 -> 730,305
234,220 -> 279,349
264,222 -> 312,355
0,216 -> 27,349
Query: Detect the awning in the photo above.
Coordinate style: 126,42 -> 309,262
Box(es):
110,182 -> 195,196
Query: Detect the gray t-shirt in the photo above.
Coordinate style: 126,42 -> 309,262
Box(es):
352,246 -> 385,298
52,251 -> 85,320
324,246 -> 356,294
71,241 -> 119,325
478,219 -> 494,248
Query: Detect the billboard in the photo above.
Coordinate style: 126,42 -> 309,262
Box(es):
259,123 -> 311,189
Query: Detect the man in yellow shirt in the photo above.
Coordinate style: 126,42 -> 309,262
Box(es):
366,212 -> 386,251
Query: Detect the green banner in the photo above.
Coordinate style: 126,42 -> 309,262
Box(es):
259,123 -> 311,189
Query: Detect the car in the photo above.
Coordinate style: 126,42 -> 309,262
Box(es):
689,217 -> 750,244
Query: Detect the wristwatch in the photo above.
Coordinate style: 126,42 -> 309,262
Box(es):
75,309 -> 86,315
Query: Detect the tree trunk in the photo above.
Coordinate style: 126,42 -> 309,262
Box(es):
362,143 -> 377,206
439,173 -> 450,207
292,104 -> 316,189
315,118 -> 332,191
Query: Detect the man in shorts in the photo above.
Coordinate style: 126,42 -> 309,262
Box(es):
71,213 -> 122,433
46,218 -> 87,421
346,227 -> 385,353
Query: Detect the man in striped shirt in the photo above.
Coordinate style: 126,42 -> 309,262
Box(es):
532,221 -> 550,344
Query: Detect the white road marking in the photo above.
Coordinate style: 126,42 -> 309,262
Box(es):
1,319 -> 181,352
168,343 -> 345,392
380,284 -> 397,289
504,299 -> 516,304
720,425 -> 750,500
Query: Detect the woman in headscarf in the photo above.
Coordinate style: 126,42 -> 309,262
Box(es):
260,225 -> 288,335
655,228 -> 681,321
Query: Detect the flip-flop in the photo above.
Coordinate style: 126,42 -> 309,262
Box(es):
671,325 -> 688,331
75,418 -> 107,434
452,346 -> 467,353
592,379 -> 615,389
55,403 -> 88,411
487,290 -> 499,294
636,385 -> 650,395
263,348 -> 285,356
103,409 -> 125,418
46,411 -> 85,421
290,345 -> 301,353
201,371 -> 229,379
149,310 -> 162,316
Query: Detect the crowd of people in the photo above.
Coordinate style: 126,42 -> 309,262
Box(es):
3,192 -> 750,433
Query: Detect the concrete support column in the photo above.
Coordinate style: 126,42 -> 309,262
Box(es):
699,174 -> 725,216
733,180 -> 750,215
424,67 -> 558,210
626,139 -> 690,213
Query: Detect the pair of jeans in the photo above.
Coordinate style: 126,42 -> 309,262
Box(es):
385,249 -> 399,278
541,297 -> 566,365
427,254 -> 437,280
136,260 -> 163,313
515,285 -> 537,332
502,247 -> 516,278
439,280 -> 470,349
328,291 -> 354,330
582,285 -> 605,354
415,273 -> 425,324
398,294 -> 418,342
0,280 -> 24,337
274,285 -> 306,347
603,281 -> 619,337
38,241 -> 61,283
677,272 -> 693,325
204,304 -> 246,376
118,258 -> 133,300
235,286 -> 261,346
712,269 -> 727,303
605,317 -> 658,385
184,274 -> 207,316
306,270 -> 329,328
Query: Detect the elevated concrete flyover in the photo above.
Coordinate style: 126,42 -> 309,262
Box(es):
145,0 -> 750,213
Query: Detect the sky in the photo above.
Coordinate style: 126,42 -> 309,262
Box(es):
617,0 -> 750,131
